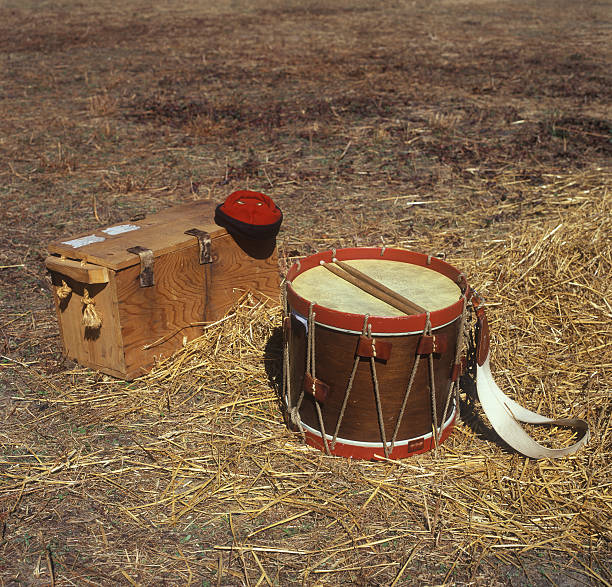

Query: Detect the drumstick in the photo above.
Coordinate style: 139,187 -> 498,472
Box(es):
321,261 -> 425,315
333,260 -> 426,314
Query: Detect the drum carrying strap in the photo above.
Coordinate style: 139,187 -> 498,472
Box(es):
472,301 -> 590,459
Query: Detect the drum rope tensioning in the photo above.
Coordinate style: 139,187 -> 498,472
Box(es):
282,247 -> 589,460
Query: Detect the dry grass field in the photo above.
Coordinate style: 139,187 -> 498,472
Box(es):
1,0 -> 611,584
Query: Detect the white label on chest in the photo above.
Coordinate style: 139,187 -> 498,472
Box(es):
61,234 -> 106,248
102,224 -> 141,236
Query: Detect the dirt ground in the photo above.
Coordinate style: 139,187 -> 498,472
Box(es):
1,0 -> 611,585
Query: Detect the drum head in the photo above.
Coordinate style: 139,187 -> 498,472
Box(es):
291,259 -> 461,317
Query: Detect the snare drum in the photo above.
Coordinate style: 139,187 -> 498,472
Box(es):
283,247 -> 469,460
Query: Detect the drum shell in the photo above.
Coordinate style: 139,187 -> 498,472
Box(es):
287,314 -> 460,444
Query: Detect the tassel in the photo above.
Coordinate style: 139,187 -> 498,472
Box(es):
56,280 -> 72,300
82,289 -> 102,329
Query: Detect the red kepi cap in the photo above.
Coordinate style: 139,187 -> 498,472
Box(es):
214,190 -> 283,239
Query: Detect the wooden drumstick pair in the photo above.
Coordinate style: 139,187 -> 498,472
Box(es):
321,259 -> 426,315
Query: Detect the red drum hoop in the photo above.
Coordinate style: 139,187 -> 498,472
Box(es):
284,247 -> 469,460
301,411 -> 457,460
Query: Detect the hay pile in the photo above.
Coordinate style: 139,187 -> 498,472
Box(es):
1,171 -> 610,585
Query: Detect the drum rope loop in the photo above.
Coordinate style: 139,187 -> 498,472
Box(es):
281,282 -> 299,431
330,314 -> 370,450
282,280 -> 306,436
426,311 -> 440,452
390,330 -> 425,451
306,302 -> 331,455
281,279 -> 289,405
367,322 -> 390,457
440,295 -> 469,431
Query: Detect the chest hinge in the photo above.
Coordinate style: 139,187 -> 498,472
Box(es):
185,228 -> 212,264
127,246 -> 155,287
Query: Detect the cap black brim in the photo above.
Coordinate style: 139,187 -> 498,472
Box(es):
215,205 -> 283,239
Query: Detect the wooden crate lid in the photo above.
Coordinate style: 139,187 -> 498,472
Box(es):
47,201 -> 226,271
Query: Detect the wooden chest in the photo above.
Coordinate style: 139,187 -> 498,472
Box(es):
45,200 -> 280,379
